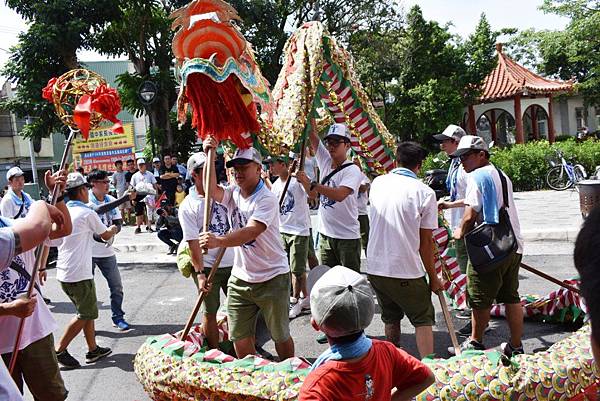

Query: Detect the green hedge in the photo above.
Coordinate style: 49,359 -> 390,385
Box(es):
421,138 -> 600,192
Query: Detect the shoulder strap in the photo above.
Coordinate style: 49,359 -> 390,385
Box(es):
13,201 -> 25,219
494,165 -> 509,208
9,260 -> 42,295
320,163 -> 354,185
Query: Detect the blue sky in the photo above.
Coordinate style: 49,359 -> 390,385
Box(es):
0,0 -> 569,79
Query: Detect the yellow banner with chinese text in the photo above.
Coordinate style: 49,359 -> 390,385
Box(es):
72,123 -> 135,154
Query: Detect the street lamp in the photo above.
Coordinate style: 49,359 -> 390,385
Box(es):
137,81 -> 158,156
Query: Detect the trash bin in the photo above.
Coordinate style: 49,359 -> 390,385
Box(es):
577,180 -> 600,218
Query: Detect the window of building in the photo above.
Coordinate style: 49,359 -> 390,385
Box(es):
575,107 -> 586,130
0,111 -> 14,137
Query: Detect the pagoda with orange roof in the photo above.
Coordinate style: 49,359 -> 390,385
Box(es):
466,43 -> 574,144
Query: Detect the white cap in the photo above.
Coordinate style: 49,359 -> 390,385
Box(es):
451,135 -> 490,157
152,157 -> 160,163
137,158 -> 146,165
226,147 -> 262,168
65,172 -> 88,190
324,123 -> 352,142
310,265 -> 375,338
6,167 -> 24,181
433,124 -> 467,142
187,152 -> 207,172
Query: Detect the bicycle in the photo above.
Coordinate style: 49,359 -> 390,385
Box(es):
545,150 -> 587,191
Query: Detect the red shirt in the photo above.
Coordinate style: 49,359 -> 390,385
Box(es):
299,340 -> 431,401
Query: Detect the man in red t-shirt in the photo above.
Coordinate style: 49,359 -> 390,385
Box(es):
300,266 -> 434,401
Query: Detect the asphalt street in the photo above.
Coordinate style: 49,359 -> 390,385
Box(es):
21,244 -> 581,401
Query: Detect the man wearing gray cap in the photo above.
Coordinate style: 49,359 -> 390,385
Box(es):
178,152 -> 234,349
50,173 -> 118,369
299,265 -> 434,401
451,135 -> 524,357
199,138 -> 294,360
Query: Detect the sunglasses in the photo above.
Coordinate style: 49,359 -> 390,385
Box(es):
325,139 -> 348,148
459,150 -> 480,161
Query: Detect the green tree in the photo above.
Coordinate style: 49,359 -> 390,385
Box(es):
1,0 -> 119,139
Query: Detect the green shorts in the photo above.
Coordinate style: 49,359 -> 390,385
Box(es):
281,233 -> 309,277
60,279 -> 98,320
319,234 -> 361,272
192,267 -> 232,315
454,238 -> 469,274
467,252 -> 522,310
358,214 -> 369,254
227,273 -> 291,343
308,229 -> 317,260
2,334 -> 66,401
368,274 -> 435,327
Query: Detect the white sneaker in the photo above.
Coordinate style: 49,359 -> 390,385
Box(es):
289,301 -> 304,319
299,296 -> 311,311
289,297 -> 298,305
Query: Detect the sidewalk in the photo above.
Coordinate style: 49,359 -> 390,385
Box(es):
112,189 -> 585,264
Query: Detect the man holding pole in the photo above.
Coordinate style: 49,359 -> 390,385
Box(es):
52,173 -> 117,369
304,123 -> 363,272
367,142 -> 443,358
199,138 -> 294,360
268,155 -> 313,319
178,152 -> 234,349
451,136 -> 524,356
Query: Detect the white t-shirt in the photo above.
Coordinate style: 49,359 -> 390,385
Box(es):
179,186 -> 235,268
0,190 -> 35,275
49,203 -> 108,283
111,171 -> 127,194
220,182 -> 289,283
0,228 -> 15,269
357,173 -> 370,215
315,142 -> 363,239
464,164 -> 524,253
0,255 -> 57,354
448,162 -> 468,230
304,156 -> 318,182
270,177 -> 311,236
131,171 -> 157,204
88,191 -> 122,258
367,173 -> 438,279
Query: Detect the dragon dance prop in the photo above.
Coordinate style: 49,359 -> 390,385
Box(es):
9,68 -> 123,373
135,318 -> 599,401
432,217 -> 587,324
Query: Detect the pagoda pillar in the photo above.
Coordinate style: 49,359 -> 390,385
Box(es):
514,94 -> 525,144
468,104 -> 477,134
489,110 -> 497,143
548,95 -> 556,143
531,106 -> 539,140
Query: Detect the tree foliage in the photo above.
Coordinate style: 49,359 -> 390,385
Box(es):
508,0 -> 600,105
1,0 -> 119,139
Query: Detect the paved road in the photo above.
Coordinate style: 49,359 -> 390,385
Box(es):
23,249 -> 581,401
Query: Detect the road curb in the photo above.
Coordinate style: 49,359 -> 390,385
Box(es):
522,228 -> 580,242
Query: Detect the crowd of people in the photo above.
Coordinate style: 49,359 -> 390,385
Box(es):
1,120 -> 599,401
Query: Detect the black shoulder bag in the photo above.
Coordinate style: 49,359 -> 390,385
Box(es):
320,163 -> 354,186
464,166 -> 518,274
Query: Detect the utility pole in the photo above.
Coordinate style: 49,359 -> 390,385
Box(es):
26,116 -> 38,184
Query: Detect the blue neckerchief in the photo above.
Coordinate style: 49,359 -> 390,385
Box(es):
88,191 -> 117,218
391,167 -> 418,179
472,167 -> 499,224
0,216 -> 12,228
446,158 -> 461,201
8,188 -> 33,211
66,200 -> 91,209
310,333 -> 372,371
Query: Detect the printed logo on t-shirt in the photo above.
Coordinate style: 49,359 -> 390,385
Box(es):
230,206 -> 256,249
209,203 -> 231,236
320,178 -> 338,209
0,256 -> 27,303
280,192 -> 295,215
364,374 -> 374,400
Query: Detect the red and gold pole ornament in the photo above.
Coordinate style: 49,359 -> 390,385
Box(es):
42,68 -> 124,140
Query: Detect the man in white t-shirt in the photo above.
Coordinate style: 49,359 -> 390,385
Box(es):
367,142 -> 444,358
0,171 -> 71,400
178,152 -> 235,349
434,125 -> 468,273
199,138 -> 294,360
130,159 -> 157,234
268,155 -> 313,319
51,173 -> 118,369
88,169 -> 131,331
451,135 -> 524,357
111,160 -> 130,220
301,123 -> 363,272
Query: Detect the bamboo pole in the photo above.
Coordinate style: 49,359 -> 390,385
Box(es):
520,262 -> 580,294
